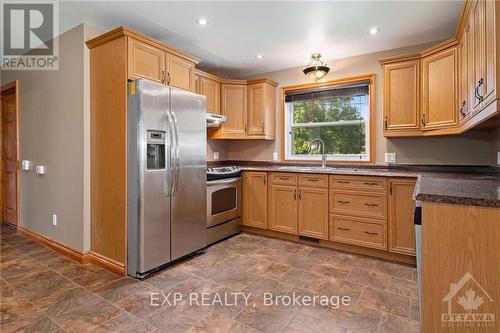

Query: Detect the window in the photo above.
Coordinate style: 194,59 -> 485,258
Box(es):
283,76 -> 373,162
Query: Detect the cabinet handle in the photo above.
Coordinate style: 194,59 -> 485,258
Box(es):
337,180 -> 350,184
364,182 -> 378,186
298,190 -> 302,200
262,122 -> 265,133
294,189 -> 297,200
364,231 -> 378,236
161,70 -> 166,84
384,116 -> 388,130
475,78 -> 484,102
459,100 -> 466,118
337,200 -> 350,204
263,176 -> 266,185
421,113 -> 426,127
337,227 -> 350,231
167,72 -> 171,85
244,123 -> 248,133
279,177 -> 290,180
307,178 -> 319,182
364,203 -> 379,207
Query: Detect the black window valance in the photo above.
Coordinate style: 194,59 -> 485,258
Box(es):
285,80 -> 369,103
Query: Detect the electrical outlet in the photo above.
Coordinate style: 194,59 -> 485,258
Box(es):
497,152 -> 500,165
52,214 -> 57,226
385,153 -> 397,163
213,152 -> 219,160
273,152 -> 279,161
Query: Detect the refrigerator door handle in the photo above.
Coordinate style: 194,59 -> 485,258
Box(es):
170,110 -> 180,196
165,111 -> 175,197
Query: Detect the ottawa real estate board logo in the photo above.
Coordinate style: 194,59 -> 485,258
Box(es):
442,272 -> 495,328
1,1 -> 59,70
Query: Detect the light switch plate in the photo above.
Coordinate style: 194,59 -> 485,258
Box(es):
385,153 -> 397,163
213,152 -> 219,160
21,160 -> 32,171
497,152 -> 500,165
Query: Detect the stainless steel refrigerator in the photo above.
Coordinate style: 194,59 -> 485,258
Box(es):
127,79 -> 207,278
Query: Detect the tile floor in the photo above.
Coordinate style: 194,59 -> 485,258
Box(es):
0,223 -> 420,332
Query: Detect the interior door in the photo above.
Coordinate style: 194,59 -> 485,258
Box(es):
1,85 -> 18,225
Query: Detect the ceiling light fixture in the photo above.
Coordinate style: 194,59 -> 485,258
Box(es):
303,53 -> 330,81
196,18 -> 208,25
369,27 -> 380,35
255,54 -> 264,59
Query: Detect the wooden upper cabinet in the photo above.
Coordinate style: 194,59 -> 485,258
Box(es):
383,60 -> 421,133
459,21 -> 472,123
247,81 -> 277,139
421,46 -> 458,130
298,186 -> 328,240
220,84 -> 248,138
167,53 -> 195,92
471,0 -> 485,113
196,73 -> 220,114
388,178 -> 416,256
128,38 -> 166,84
242,172 -> 268,229
483,0 -> 496,106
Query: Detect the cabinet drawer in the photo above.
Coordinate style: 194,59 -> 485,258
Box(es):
329,175 -> 387,192
270,172 -> 298,186
299,174 -> 328,188
330,190 -> 387,220
330,215 -> 386,250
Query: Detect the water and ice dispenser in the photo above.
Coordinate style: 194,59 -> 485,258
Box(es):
146,130 -> 166,170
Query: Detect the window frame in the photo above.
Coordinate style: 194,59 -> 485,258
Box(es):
280,74 -> 375,163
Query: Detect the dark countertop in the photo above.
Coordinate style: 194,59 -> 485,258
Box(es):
208,161 -> 500,208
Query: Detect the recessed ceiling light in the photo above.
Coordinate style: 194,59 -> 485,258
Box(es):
196,18 -> 208,25
255,54 -> 264,59
369,27 -> 380,35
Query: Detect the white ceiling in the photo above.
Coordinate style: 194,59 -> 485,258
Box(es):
60,1 -> 463,78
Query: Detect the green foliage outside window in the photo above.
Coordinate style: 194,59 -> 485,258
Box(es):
290,96 -> 367,156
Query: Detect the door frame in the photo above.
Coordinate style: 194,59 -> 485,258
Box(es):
1,80 -> 19,226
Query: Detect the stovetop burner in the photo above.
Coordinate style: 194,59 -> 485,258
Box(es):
207,166 -> 241,181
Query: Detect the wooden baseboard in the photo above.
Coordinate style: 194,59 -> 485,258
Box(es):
87,251 -> 126,276
17,226 -> 88,264
242,226 -> 415,266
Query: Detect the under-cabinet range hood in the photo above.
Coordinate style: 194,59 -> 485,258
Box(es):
206,113 -> 226,128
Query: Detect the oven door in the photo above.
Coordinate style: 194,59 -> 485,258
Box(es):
207,177 -> 241,228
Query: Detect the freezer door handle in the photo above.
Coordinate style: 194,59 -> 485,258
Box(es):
165,111 -> 175,197
170,110 -> 180,196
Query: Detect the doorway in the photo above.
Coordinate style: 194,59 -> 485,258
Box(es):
1,81 -> 19,226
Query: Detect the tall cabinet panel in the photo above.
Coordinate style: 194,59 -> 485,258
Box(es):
242,172 -> 268,229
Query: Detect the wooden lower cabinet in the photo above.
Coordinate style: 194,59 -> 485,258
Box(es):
268,184 -> 298,234
242,172 -> 268,229
330,215 -> 386,250
298,187 -> 329,240
388,178 -> 417,256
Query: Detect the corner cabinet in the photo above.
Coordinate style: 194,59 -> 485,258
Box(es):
383,59 -> 421,135
242,172 -> 268,229
421,46 -> 458,130
380,0 -> 499,137
208,79 -> 278,140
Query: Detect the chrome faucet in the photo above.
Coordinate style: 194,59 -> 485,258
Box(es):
309,138 -> 327,168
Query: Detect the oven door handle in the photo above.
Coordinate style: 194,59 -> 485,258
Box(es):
207,177 -> 241,185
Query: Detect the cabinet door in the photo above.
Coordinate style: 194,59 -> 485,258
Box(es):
388,178 -> 416,256
269,185 -> 298,234
242,172 -> 268,229
167,54 -> 195,92
383,60 -> 421,132
198,76 -> 220,114
422,47 -> 458,129
298,187 -> 328,240
247,83 -> 265,135
483,0 -> 496,105
472,0 -> 485,113
459,22 -> 471,123
128,38 -> 166,84
220,84 -> 247,137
